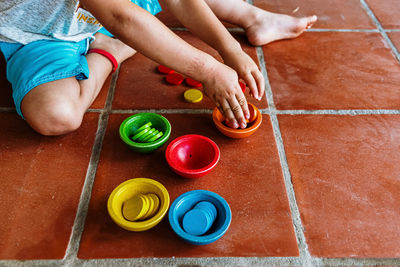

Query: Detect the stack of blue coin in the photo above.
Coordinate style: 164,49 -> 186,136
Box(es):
182,201 -> 217,236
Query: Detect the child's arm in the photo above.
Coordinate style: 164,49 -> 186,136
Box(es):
164,0 -> 265,101
81,0 -> 249,128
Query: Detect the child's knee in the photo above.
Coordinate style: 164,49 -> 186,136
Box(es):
25,102 -> 84,136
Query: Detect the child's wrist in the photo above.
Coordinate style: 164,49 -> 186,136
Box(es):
218,41 -> 242,60
188,53 -> 219,83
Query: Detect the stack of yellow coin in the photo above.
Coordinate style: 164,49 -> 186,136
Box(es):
122,193 -> 160,221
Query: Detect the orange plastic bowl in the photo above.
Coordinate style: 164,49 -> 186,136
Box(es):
212,103 -> 262,139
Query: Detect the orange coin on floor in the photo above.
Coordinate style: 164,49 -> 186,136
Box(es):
166,73 -> 184,85
157,65 -> 174,74
185,77 -> 202,88
184,89 -> 203,103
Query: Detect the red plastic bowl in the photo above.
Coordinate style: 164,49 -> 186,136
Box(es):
165,135 -> 220,178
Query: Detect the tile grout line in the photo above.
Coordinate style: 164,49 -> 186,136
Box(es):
109,108 -> 213,114
359,0 -> 400,63
63,70 -> 120,265
71,257 -> 303,266
256,46 -> 314,266
2,256 -> 400,266
0,260 -> 63,267
63,111 -> 108,264
314,257 -> 400,266
274,109 -> 400,115
0,107 -> 16,112
105,108 -> 400,115
256,48 -> 275,110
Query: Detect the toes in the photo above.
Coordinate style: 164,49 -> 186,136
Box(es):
306,15 -> 318,29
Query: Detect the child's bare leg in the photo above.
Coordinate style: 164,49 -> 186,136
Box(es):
204,0 -> 317,45
21,33 -> 135,136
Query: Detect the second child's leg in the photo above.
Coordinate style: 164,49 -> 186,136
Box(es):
21,33 -> 135,136
203,0 -> 317,45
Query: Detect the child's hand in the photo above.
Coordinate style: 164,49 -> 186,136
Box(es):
221,50 -> 265,101
202,62 -> 250,129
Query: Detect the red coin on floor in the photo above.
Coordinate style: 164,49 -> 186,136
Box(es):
185,77 -> 202,88
166,73 -> 184,85
239,81 -> 246,93
157,65 -> 174,74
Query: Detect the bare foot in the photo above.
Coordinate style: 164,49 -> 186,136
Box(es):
245,10 -> 317,46
89,32 -> 136,64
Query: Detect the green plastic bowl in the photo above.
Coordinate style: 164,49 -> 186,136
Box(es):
119,113 -> 171,153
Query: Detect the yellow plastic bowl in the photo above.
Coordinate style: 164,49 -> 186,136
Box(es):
107,178 -> 170,231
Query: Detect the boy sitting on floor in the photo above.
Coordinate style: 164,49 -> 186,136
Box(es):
0,0 -> 316,135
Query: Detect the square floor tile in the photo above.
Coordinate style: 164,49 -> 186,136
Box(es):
78,113 -> 298,258
366,0 -> 400,29
263,32 -> 400,110
113,31 -> 267,110
0,113 -> 99,259
0,55 -> 14,108
254,0 -> 375,29
278,114 -> 400,257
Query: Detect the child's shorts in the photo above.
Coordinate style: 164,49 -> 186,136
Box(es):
0,38 -> 90,118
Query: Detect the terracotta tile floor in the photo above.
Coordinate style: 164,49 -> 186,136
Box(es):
1,1 -> 400,266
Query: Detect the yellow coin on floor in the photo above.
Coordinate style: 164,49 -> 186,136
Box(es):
184,89 -> 203,103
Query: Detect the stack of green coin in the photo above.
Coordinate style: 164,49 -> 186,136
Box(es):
131,122 -> 164,143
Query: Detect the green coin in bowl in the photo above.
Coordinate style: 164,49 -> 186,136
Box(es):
119,113 -> 171,153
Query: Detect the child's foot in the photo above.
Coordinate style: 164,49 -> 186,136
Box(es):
245,10 -> 317,46
89,32 -> 136,64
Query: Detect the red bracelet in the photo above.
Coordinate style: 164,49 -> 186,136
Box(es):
87,48 -> 118,73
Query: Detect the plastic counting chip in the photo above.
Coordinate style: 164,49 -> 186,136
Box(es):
122,195 -> 149,221
130,122 -> 164,143
157,65 -> 175,74
182,201 -> 217,236
122,193 -> 161,221
246,103 -> 257,123
185,77 -> 202,88
184,89 -> 203,103
239,81 -> 246,93
143,193 -> 160,219
166,73 -> 184,85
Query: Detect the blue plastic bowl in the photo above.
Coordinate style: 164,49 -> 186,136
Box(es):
168,190 -> 232,245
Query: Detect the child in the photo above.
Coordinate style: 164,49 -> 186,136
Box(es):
0,0 -> 316,136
